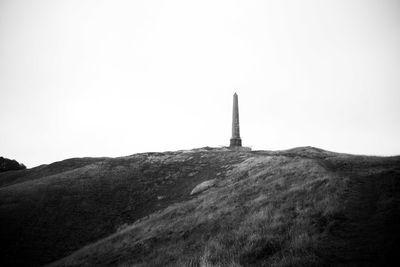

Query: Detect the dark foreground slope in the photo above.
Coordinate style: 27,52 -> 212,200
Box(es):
1,147 -> 400,266
0,148 -> 246,266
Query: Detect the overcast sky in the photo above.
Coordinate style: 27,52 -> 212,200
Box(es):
1,0 -> 400,167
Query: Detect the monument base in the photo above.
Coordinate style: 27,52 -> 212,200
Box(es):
230,138 -> 242,147
228,146 -> 252,151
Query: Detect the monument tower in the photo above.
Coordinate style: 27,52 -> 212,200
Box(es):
230,93 -> 242,147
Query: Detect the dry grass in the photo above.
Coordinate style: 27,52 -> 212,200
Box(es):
1,147 -> 399,267
47,148 -> 400,267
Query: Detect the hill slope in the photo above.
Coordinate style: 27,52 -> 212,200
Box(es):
1,147 -> 399,266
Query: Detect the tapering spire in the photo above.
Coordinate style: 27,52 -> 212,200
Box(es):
230,93 -> 242,147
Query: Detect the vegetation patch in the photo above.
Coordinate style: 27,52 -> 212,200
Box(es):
1,147 -> 399,266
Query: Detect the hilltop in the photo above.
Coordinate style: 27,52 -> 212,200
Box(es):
0,147 -> 399,266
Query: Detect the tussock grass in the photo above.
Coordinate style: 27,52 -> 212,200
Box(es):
1,147 -> 399,266
49,148 -> 400,267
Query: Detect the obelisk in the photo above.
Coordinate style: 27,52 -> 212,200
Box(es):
230,93 -> 242,147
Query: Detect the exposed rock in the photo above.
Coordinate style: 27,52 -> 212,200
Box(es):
190,179 -> 216,195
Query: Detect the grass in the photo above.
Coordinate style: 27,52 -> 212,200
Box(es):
1,147 -> 399,266
0,148 -> 247,266
49,148 -> 400,266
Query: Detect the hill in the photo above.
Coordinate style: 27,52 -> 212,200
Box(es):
0,147 -> 399,266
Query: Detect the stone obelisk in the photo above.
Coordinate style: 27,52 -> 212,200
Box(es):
230,93 -> 242,147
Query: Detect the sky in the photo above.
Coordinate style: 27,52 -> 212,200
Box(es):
1,0 -> 400,167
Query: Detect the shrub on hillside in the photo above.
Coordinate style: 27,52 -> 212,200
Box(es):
0,157 -> 26,172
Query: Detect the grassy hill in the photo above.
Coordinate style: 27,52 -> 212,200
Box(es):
0,147 -> 399,266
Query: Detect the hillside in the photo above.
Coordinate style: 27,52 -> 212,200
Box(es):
0,147 -> 399,266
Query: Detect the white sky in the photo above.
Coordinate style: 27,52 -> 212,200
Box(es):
1,0 -> 400,167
